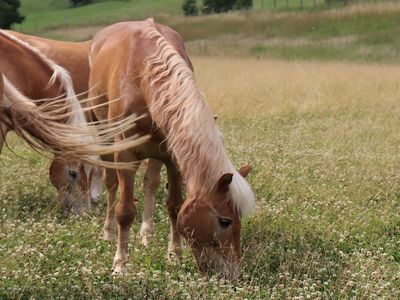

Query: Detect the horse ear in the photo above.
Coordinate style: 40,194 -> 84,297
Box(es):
218,173 -> 233,193
238,165 -> 252,178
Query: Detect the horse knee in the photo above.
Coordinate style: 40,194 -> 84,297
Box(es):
115,201 -> 136,228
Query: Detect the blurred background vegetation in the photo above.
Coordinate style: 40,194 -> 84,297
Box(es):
0,0 -> 397,64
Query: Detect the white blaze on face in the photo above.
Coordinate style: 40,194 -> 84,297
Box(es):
90,167 -> 104,201
83,163 -> 103,201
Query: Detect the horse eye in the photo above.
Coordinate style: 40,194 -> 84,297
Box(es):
68,170 -> 77,179
218,217 -> 232,229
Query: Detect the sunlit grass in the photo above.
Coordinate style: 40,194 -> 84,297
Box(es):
1,57 -> 400,298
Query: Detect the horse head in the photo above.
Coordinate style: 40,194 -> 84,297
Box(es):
177,165 -> 252,280
49,158 -> 103,216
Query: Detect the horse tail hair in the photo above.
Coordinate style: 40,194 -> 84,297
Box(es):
1,75 -> 149,169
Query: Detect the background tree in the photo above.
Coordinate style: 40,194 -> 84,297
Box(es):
183,0 -> 199,16
236,0 -> 252,10
202,0 -> 236,14
0,0 -> 24,29
69,0 -> 93,7
201,0 -> 251,14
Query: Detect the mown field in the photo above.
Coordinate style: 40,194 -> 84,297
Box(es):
1,1 -> 400,299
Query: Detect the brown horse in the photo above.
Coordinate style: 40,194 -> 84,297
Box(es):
0,30 -> 146,213
4,30 -> 164,226
2,31 -> 102,214
88,19 -> 255,279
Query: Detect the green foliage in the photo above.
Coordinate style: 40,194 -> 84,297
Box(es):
202,0 -> 252,14
182,0 -> 198,16
202,0 -> 236,14
0,0 -> 24,29
69,0 -> 93,7
235,0 -> 252,10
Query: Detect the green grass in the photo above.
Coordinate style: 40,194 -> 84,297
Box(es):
17,0 -> 182,33
20,0 -> 70,14
1,57 -> 400,298
171,3 -> 400,63
15,1 -> 400,64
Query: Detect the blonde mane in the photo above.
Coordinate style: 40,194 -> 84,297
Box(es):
142,23 -> 254,216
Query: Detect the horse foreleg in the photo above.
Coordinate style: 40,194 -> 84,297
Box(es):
101,154 -> 119,242
139,159 -> 162,246
165,162 -> 184,262
103,169 -> 118,241
113,150 -> 138,274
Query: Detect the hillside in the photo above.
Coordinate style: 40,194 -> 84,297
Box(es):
15,1 -> 400,64
18,0 -> 182,33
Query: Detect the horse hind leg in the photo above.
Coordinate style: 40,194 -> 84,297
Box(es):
139,159 -> 162,246
113,149 -> 139,274
0,121 -> 9,155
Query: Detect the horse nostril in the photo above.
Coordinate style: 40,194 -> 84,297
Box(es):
69,170 -> 77,179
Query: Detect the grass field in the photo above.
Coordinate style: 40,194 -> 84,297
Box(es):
14,1 -> 400,64
2,1 -> 400,299
1,57 -> 399,298
17,0 -> 182,33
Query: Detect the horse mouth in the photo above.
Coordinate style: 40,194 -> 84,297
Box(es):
196,247 -> 240,280
58,187 -> 90,216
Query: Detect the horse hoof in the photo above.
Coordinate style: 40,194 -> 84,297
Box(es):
167,251 -> 182,264
112,267 -> 127,276
139,224 -> 153,247
112,262 -> 129,275
139,231 -> 153,247
140,235 -> 149,247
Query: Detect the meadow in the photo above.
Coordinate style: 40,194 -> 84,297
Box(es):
1,1 -> 400,299
2,57 -> 399,298
16,1 -> 400,64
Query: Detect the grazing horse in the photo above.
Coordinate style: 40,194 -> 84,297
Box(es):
0,30 -> 146,213
0,30 -> 103,214
4,31 -> 164,229
88,19 -> 255,279
2,31 -> 103,214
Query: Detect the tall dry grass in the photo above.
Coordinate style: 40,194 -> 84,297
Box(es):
193,57 -> 400,116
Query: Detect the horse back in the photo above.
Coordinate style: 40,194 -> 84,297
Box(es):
5,30 -> 91,96
89,20 -> 192,159
0,31 -> 61,99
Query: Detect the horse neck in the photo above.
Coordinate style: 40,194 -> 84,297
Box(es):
136,25 -> 233,194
